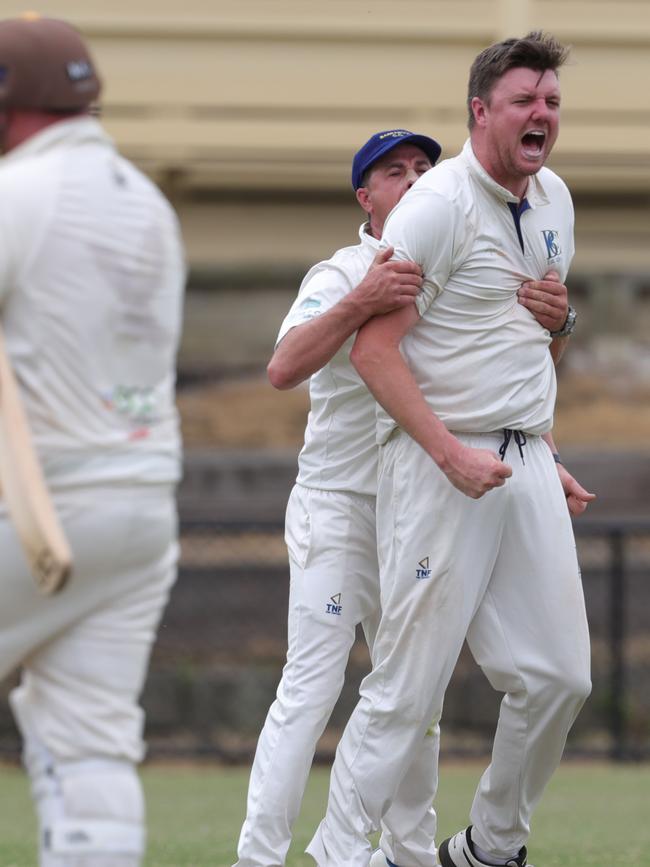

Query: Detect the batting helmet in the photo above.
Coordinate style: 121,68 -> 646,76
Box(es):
0,14 -> 101,112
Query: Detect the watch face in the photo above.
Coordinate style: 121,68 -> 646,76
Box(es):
566,308 -> 577,332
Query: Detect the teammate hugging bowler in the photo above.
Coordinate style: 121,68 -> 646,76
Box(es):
307,31 -> 593,867
234,128 -> 443,867
0,15 -> 185,867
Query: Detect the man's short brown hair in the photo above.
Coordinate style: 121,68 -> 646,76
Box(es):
467,31 -> 570,130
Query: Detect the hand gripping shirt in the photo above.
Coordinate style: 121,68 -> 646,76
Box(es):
0,118 -> 185,490
377,139 -> 575,443
276,225 -> 380,497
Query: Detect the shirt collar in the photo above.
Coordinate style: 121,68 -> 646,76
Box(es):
1,116 -> 114,166
461,138 -> 550,209
359,221 -> 382,249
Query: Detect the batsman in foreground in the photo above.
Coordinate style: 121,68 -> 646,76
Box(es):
0,15 -> 185,867
308,32 -> 593,867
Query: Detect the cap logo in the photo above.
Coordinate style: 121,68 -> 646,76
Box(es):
66,59 -> 93,83
379,130 -> 410,140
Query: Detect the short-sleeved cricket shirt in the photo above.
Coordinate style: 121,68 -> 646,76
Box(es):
377,139 -> 575,443
277,225 -> 380,496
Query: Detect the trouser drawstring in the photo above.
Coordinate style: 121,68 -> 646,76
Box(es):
499,428 -> 527,464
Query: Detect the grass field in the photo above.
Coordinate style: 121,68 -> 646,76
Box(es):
2,760 -> 649,866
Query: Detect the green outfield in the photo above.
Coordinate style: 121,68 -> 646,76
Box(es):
1,760 -> 649,866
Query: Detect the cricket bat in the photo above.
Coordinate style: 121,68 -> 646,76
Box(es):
0,327 -> 72,594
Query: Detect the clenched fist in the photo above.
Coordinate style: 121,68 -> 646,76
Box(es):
442,441 -> 512,499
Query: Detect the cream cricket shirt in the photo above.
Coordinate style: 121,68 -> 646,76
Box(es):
0,118 -> 185,489
277,226 -> 380,497
378,139 -> 575,443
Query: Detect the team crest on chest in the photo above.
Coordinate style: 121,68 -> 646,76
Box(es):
541,229 -> 561,262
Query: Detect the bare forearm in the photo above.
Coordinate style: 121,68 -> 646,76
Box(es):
350,303 -> 512,498
351,338 -> 458,469
268,293 -> 375,390
550,335 -> 569,365
542,431 -> 558,454
542,431 -> 596,515
268,247 -> 422,390
352,336 -> 512,497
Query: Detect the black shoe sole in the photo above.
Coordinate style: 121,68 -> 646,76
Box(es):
438,837 -> 455,867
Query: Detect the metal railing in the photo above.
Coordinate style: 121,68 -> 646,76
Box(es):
573,516 -> 650,760
161,512 -> 650,762
3,513 -> 647,760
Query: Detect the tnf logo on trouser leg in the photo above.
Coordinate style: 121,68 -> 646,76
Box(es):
326,593 -> 342,615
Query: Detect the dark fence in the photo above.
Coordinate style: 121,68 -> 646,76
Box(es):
135,511 -> 648,763
1,450 -> 649,762
573,516 -> 650,760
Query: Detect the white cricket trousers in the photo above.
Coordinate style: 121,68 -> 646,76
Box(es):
0,484 -> 178,864
308,431 -> 591,867
234,484 -> 439,867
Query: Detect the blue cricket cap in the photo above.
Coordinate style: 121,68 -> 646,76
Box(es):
351,128 -> 442,190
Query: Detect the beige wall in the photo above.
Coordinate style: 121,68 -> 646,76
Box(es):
4,1 -> 650,275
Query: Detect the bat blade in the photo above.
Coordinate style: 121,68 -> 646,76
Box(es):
0,329 -> 72,594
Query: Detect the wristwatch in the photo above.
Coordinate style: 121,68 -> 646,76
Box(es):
550,305 -> 577,338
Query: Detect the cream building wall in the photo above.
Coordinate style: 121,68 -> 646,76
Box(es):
4,1 -> 649,278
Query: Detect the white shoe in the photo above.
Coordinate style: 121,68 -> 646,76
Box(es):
438,827 -> 531,867
369,851 -> 398,867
